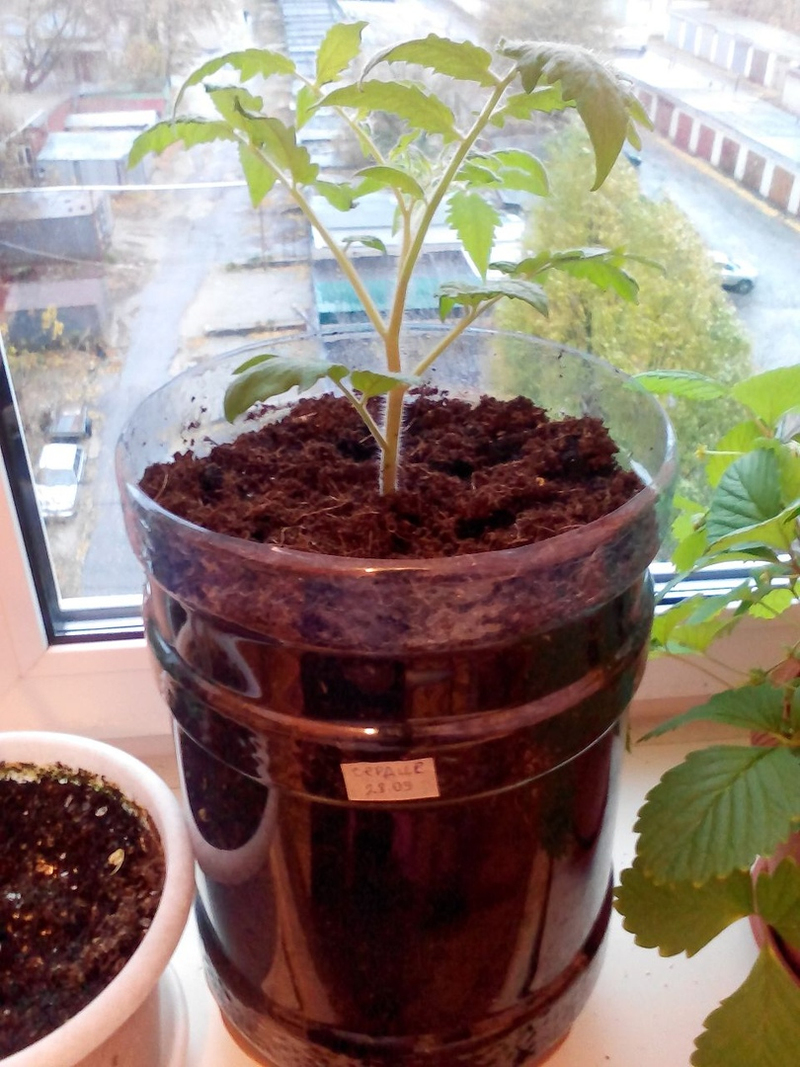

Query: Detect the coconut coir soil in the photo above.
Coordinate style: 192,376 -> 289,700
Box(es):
0,764 -> 165,1057
140,390 -> 643,557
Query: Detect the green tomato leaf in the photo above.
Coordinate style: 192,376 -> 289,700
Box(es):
445,190 -> 500,278
756,859 -> 800,951
438,278 -> 548,319
173,48 -> 296,112
456,161 -> 501,187
362,33 -> 498,87
730,365 -> 800,426
707,451 -> 791,548
355,165 -> 425,199
348,369 -> 417,399
238,144 -> 277,206
614,860 -> 753,957
479,148 -> 549,196
691,945 -> 800,1067
313,180 -> 357,211
128,119 -> 236,167
317,80 -> 456,138
223,354 -> 348,421
634,370 -> 729,401
500,41 -> 641,188
634,744 -> 800,884
229,112 -> 318,185
551,251 -> 639,303
642,684 -> 791,741
491,85 -> 572,124
295,84 -> 317,129
341,233 -> 389,254
315,20 -> 367,87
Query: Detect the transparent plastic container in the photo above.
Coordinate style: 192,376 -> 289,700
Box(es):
117,327 -> 676,1066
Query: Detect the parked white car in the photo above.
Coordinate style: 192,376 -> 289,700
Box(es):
710,251 -> 758,294
34,443 -> 86,519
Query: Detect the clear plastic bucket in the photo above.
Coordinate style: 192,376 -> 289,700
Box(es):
118,327 -> 676,1066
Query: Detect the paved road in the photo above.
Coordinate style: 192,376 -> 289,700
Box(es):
81,184 -> 246,597
637,130 -> 800,373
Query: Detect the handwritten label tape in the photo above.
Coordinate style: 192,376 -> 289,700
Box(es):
341,758 -> 440,802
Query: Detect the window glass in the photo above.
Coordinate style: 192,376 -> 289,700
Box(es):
1,0 -> 798,640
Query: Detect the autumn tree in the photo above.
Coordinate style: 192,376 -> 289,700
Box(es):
493,124 -> 753,498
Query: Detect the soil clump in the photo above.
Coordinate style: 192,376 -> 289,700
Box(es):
0,763 -> 165,1057
139,390 -> 643,558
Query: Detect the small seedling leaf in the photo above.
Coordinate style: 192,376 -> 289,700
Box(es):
174,49 -> 296,112
128,119 -> 235,168
315,21 -> 367,87
224,355 -> 349,421
355,165 -> 425,199
317,80 -> 457,138
446,190 -> 500,278
363,33 -> 498,87
501,41 -> 637,188
438,277 -> 548,318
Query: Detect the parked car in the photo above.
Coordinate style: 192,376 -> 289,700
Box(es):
710,251 -> 758,294
48,405 -> 92,443
34,443 -> 86,519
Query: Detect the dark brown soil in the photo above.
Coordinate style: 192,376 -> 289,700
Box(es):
0,763 -> 166,1057
139,390 -> 643,557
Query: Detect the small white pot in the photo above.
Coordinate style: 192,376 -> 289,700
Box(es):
0,732 -> 195,1067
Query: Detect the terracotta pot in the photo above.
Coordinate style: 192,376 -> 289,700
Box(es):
117,327 -> 676,1066
0,731 -> 195,1067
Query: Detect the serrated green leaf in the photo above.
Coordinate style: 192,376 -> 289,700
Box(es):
295,84 -> 317,129
173,48 -> 296,112
749,587 -> 795,620
775,439 -> 800,502
552,253 -> 639,302
730,365 -> 800,426
705,420 -> 763,487
348,369 -> 417,398
614,860 -> 753,956
446,190 -> 500,278
456,161 -> 501,187
707,451 -> 789,548
313,180 -> 356,211
315,20 -> 367,87
207,85 -> 264,124
672,527 -> 708,572
649,594 -> 737,655
438,278 -> 548,319
692,945 -> 800,1067
484,148 -> 549,196
317,80 -> 456,137
341,233 -> 389,254
223,355 -> 348,420
501,41 -> 640,188
355,165 -> 425,199
491,85 -> 572,124
230,112 -> 318,185
238,144 -> 277,206
634,370 -> 729,401
642,684 -> 791,741
634,744 -> 800,883
756,859 -> 800,950
363,33 -> 498,87
128,119 -> 236,168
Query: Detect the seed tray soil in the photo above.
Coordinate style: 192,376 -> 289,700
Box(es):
0,763 -> 165,1058
139,391 -> 643,558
